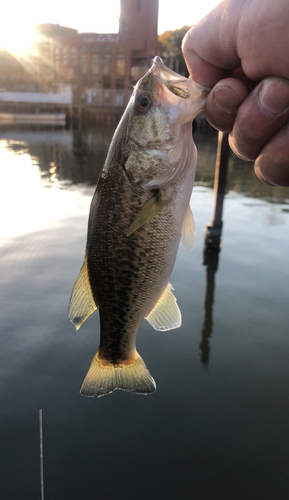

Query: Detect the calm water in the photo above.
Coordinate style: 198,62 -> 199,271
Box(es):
1,123 -> 289,500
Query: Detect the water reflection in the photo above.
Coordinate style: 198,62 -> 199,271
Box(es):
1,123 -> 288,205
57,128 -> 114,185
1,124 -> 289,353
195,128 -> 289,367
199,250 -> 219,365
198,132 -> 227,366
195,130 -> 289,205
0,124 -> 115,189
1,124 -> 289,499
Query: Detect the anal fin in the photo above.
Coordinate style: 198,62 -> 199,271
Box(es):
145,283 -> 181,331
69,256 -> 97,330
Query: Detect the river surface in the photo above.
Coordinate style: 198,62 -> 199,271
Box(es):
1,123 -> 289,500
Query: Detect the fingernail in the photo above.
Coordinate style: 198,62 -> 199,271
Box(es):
259,78 -> 289,115
213,86 -> 240,113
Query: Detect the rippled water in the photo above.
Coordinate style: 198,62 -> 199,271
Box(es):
1,123 -> 289,500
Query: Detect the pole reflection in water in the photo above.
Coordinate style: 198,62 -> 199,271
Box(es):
199,249 -> 219,365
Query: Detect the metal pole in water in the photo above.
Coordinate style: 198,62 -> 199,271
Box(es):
39,409 -> 44,500
203,131 -> 229,253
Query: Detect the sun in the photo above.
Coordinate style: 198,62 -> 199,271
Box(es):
0,22 -> 38,55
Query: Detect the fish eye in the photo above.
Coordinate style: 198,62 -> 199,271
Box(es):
135,92 -> 152,112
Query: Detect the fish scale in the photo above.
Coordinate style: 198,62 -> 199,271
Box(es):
88,163 -> 177,360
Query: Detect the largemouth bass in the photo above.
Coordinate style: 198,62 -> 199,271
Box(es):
69,57 -> 208,397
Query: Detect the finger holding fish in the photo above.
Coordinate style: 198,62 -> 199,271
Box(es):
192,74 -> 289,187
227,77 -> 289,158
182,1 -> 289,187
203,77 -> 249,133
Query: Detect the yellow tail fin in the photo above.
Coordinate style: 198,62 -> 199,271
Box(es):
80,352 -> 156,398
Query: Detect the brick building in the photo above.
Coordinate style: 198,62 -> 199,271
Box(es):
51,0 -> 162,104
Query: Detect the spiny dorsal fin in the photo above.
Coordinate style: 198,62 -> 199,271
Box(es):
145,283 -> 181,331
69,256 -> 97,330
181,203 -> 195,252
127,195 -> 165,236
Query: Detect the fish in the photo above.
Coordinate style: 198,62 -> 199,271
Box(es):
69,57 -> 208,398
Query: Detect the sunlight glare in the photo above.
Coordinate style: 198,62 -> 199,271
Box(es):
0,21 -> 38,54
0,0 -> 224,54
158,0 -> 223,33
0,141 -> 86,241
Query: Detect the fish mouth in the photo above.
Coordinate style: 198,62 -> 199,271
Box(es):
150,56 -> 210,101
150,57 -> 190,99
151,56 -> 187,83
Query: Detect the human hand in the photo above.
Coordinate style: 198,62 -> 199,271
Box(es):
182,0 -> 289,186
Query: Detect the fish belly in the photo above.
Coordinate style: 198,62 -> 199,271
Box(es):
86,162 -> 186,364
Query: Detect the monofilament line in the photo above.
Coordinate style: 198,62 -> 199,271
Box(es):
39,409 -> 44,500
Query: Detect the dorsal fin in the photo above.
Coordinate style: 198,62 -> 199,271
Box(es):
145,283 -> 181,331
69,256 -> 97,330
181,203 -> 195,252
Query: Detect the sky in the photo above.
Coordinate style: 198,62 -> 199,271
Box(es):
0,0 -> 222,52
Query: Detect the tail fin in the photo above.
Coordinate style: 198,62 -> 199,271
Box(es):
80,352 -> 156,398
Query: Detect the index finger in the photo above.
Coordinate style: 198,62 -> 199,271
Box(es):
182,0 -> 243,86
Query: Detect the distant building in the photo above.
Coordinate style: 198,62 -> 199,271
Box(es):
34,24 -> 78,85
50,0 -> 162,103
0,49 -> 38,91
0,0 -> 162,105
35,24 -> 78,38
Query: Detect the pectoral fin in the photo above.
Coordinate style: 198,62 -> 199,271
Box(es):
145,283 -> 181,331
127,194 -> 165,236
181,204 -> 195,252
69,256 -> 97,330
